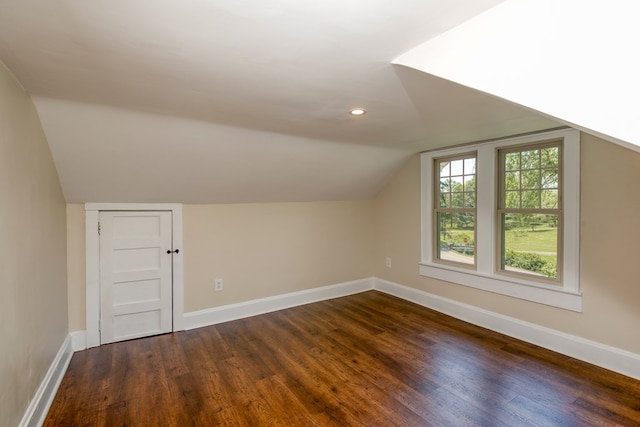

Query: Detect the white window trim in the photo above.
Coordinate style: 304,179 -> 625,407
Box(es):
84,203 -> 184,348
420,129 -> 582,312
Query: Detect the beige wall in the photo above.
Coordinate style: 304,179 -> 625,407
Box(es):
0,62 -> 67,426
66,200 -> 374,327
373,133 -> 640,354
184,201 -> 374,311
66,204 -> 86,331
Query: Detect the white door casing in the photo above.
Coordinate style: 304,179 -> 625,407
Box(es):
85,203 -> 184,348
99,211 -> 173,344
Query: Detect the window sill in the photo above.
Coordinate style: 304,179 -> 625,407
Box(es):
419,262 -> 582,312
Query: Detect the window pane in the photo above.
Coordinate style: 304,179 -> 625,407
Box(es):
501,213 -> 557,279
452,192 -> 464,208
464,191 -> 476,208
541,169 -> 558,189
437,212 -> 475,265
505,191 -> 520,209
439,192 -> 449,208
451,175 -> 463,190
541,189 -> 558,208
521,169 -> 540,189
440,161 -> 450,177
522,190 -> 540,208
451,176 -> 464,207
505,171 -> 520,191
521,149 -> 540,169
463,174 -> 475,192
464,158 -> 476,175
440,177 -> 451,193
541,147 -> 558,169
450,159 -> 464,176
505,152 -> 520,171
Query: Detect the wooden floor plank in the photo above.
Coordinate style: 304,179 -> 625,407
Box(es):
44,291 -> 640,426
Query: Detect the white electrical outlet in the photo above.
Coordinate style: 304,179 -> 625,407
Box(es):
214,278 -> 223,292
385,257 -> 392,268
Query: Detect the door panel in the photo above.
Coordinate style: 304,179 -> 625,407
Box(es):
100,211 -> 173,344
112,247 -> 161,272
112,279 -> 161,305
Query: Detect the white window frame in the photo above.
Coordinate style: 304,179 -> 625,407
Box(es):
420,129 -> 582,312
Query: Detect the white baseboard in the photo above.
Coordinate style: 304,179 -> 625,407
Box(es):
19,334 -> 74,427
183,278 -> 374,330
72,275 -> 640,381
373,278 -> 640,380
70,330 -> 87,352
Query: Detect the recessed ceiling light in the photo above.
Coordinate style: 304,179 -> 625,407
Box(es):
349,108 -> 367,116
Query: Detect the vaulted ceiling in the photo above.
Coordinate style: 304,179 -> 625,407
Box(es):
3,0 -> 629,203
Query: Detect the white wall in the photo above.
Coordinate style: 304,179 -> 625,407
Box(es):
394,0 -> 640,153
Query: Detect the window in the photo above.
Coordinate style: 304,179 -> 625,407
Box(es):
434,154 -> 477,266
420,129 -> 581,311
498,142 -> 561,281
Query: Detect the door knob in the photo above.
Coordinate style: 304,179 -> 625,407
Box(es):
166,249 -> 180,254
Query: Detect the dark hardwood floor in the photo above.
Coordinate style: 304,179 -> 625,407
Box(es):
45,291 -> 640,426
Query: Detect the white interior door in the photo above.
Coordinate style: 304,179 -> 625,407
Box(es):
99,211 -> 173,344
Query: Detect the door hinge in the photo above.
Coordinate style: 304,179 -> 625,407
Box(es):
98,221 -> 101,235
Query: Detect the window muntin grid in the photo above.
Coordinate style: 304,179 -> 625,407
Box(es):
498,141 -> 562,282
434,153 -> 477,267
